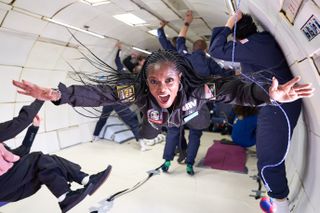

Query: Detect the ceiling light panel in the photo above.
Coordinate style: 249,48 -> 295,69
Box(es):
131,9 -> 159,26
113,13 -> 146,26
148,29 -> 158,36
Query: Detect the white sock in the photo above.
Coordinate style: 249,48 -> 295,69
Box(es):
138,139 -> 149,151
58,192 -> 68,202
273,198 -> 289,213
81,175 -> 90,185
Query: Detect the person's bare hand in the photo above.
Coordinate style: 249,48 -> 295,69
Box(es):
12,80 -> 60,101
160,20 -> 169,28
269,76 -> 315,103
0,143 -> 20,176
226,10 -> 243,29
115,41 -> 122,49
184,10 -> 193,24
32,114 -> 41,127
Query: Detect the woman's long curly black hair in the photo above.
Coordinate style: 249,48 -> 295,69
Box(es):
71,39 -> 216,103
136,50 -> 214,100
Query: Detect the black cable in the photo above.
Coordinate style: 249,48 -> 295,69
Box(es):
89,163 -> 164,213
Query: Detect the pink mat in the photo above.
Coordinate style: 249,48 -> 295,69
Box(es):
203,141 -> 247,173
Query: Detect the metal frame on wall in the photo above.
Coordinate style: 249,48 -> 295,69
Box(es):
281,0 -> 304,24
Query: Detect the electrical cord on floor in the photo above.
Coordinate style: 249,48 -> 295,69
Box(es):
89,163 -> 164,213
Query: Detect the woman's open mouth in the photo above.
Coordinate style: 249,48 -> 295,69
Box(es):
158,94 -> 170,104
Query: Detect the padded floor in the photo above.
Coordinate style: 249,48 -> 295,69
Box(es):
1,132 -> 261,213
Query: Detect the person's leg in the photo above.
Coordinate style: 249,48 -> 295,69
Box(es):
162,127 -> 184,172
139,117 -> 161,151
41,154 -> 112,195
93,105 -> 113,138
115,104 -> 141,141
186,128 -> 202,175
0,152 -> 47,202
0,152 -> 81,206
0,152 -> 111,212
176,132 -> 188,163
48,155 -> 88,184
256,100 -> 301,212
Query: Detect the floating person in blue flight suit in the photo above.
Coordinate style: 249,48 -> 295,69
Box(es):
0,100 -> 112,213
231,105 -> 258,148
161,10 -> 235,175
122,49 -> 146,75
13,49 -> 314,186
157,19 -> 189,166
209,11 -> 304,213
157,20 -> 178,51
7,114 -> 41,157
176,10 -> 232,77
93,42 -> 149,151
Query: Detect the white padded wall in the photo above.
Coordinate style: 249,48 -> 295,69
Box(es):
0,29 -> 37,66
0,103 -> 15,123
0,1 -> 106,153
0,66 -> 21,102
2,10 -> 47,35
58,126 -> 85,148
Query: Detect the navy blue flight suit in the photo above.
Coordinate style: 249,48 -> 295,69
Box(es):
93,49 -> 141,141
0,100 -> 87,202
209,26 -> 301,199
156,27 -> 189,162
157,27 -> 176,51
163,37 -> 233,166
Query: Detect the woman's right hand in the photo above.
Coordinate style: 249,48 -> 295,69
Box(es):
12,80 -> 60,101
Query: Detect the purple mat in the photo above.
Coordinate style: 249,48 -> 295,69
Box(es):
203,141 -> 247,173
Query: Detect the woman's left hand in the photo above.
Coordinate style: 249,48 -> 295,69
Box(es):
269,76 -> 314,103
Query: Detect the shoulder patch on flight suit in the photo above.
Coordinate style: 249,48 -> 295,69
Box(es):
116,85 -> 135,103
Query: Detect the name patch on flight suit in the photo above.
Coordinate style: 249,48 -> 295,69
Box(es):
116,85 -> 135,103
182,99 -> 199,123
183,111 -> 199,123
147,109 -> 163,124
182,99 -> 197,111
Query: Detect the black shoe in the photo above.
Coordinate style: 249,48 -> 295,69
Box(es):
86,165 -> 112,195
177,149 -> 187,164
59,184 -> 93,213
186,164 -> 195,176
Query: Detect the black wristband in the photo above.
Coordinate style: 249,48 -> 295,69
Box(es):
184,22 -> 190,27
